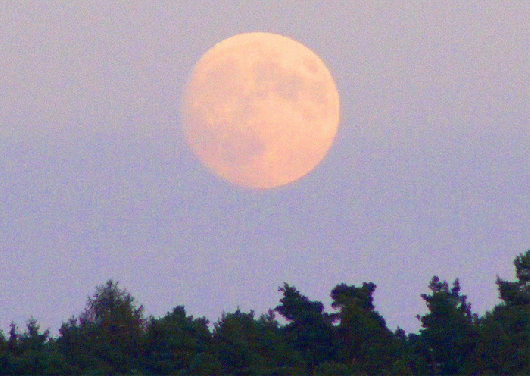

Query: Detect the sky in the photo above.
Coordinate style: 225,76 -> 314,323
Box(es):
1,1 -> 529,335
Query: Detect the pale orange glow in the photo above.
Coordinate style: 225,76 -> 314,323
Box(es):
181,32 -> 340,189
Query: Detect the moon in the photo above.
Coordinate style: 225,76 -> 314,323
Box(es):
181,32 -> 340,189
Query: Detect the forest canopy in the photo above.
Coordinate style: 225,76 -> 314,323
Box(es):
1,250 -> 529,375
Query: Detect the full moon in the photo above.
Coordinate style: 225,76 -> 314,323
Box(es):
181,32 -> 340,189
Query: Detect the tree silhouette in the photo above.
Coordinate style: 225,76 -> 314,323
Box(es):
416,277 -> 477,375
1,250 -> 529,375
143,305 -> 211,374
275,283 -> 337,373
57,279 -> 145,374
330,282 -> 396,374
472,250 -> 530,374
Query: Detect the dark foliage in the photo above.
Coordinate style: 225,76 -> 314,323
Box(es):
330,282 -> 397,374
415,277 -> 478,375
143,305 -> 211,375
275,283 -> 339,373
56,279 -> 145,374
1,250 -> 529,375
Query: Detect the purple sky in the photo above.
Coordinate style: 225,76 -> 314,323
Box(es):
1,1 -> 529,335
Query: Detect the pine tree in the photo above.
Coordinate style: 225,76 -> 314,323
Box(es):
275,283 -> 338,373
143,305 -> 211,374
57,280 -> 145,374
416,277 -> 477,375
330,282 -> 395,374
473,251 -> 530,374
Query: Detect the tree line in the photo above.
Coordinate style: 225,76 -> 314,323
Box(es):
1,250 -> 529,375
